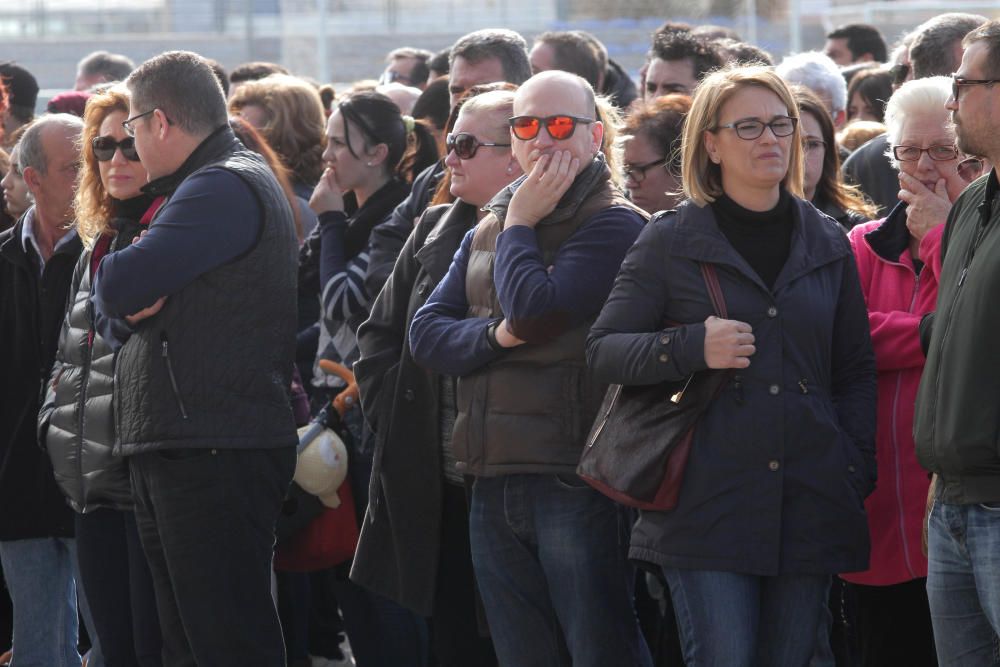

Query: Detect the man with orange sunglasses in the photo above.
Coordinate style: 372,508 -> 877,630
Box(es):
410,70 -> 652,666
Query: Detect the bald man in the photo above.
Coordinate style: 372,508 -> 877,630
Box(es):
410,71 -> 652,666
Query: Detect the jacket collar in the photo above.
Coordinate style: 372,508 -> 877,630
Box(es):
665,195 -> 850,295
414,200 -> 478,282
863,201 -> 911,267
1,210 -> 81,271
141,125 -> 239,198
483,153 -> 611,227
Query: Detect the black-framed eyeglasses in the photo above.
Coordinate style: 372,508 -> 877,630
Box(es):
958,156 -> 986,183
509,115 -> 595,141
624,157 -> 667,184
92,136 -> 141,162
121,109 -> 156,137
892,145 -> 960,162
951,75 -> 1000,101
712,116 -> 797,140
802,137 -> 827,154
445,132 -> 511,160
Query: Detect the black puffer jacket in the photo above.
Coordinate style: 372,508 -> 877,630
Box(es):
39,205 -> 150,512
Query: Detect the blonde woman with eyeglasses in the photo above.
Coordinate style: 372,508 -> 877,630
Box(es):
588,65 -> 877,664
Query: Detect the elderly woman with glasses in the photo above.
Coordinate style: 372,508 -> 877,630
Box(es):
587,65 -> 877,664
620,94 -> 690,215
839,75 -> 984,667
38,86 -> 163,666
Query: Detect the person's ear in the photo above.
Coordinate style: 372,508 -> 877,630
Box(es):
590,120 -> 605,154
20,166 -> 42,197
703,130 -> 721,165
367,142 -> 389,168
832,109 -> 847,130
153,109 -> 172,141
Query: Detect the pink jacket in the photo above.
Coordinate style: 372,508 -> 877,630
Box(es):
843,205 -> 942,586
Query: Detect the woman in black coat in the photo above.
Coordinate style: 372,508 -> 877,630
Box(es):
352,87 -> 523,667
586,65 -> 877,666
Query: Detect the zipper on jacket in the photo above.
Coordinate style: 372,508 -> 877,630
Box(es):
732,375 -> 745,405
160,332 -> 189,420
798,379 -> 809,395
893,271 -> 922,578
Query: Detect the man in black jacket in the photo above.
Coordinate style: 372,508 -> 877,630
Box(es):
915,21 -> 1000,664
92,51 -> 298,666
0,114 -> 84,666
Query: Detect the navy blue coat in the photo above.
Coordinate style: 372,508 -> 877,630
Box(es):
587,197 -> 877,576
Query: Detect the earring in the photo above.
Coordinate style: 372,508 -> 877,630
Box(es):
506,165 -> 513,174
366,162 -> 373,167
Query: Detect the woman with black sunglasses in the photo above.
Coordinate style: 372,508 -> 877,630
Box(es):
587,65 -> 877,664
38,86 -> 163,666
353,86 -> 521,667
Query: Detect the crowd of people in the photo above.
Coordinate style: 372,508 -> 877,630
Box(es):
1,13 -> 999,667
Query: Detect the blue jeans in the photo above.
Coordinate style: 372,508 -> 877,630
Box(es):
926,499 -> 1000,665
0,537 -> 80,667
469,474 -> 651,667
663,568 -> 829,666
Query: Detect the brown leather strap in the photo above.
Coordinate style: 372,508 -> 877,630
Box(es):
699,263 -> 727,319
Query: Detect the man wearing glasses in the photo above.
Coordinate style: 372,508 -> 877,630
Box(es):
915,20 -> 1000,665
92,51 -> 298,666
409,70 -> 652,667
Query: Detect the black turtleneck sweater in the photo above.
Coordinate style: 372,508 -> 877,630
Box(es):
712,190 -> 793,290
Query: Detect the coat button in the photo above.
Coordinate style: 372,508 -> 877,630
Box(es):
659,334 -> 671,345
767,306 -> 778,318
658,353 -> 669,363
769,384 -> 780,395
768,460 -> 780,471
847,465 -> 856,473
404,389 -> 415,401
455,461 -> 467,471
417,282 -> 428,297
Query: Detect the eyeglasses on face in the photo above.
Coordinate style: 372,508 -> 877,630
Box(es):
951,75 -> 1000,101
121,109 -> 155,137
445,132 -> 511,160
508,115 -> 595,141
892,145 -> 959,162
92,136 -> 141,162
713,116 -> 797,141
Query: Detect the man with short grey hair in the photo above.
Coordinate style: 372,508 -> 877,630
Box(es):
0,113 -> 84,666
909,12 -> 988,79
74,50 -> 135,90
92,50 -> 298,666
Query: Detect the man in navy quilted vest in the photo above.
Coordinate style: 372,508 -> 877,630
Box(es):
92,51 -> 298,666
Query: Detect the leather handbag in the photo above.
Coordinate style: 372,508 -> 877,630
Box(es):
577,262 -> 730,511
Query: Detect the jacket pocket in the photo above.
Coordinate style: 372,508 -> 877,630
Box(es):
160,331 -> 189,421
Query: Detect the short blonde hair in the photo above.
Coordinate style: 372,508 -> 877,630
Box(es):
75,86 -> 131,246
228,74 -> 326,185
457,89 -> 516,143
682,65 -> 804,207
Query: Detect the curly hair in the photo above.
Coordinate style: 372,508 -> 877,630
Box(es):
75,86 -> 130,246
228,74 -> 327,187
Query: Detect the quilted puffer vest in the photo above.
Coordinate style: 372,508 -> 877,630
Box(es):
114,134 -> 298,454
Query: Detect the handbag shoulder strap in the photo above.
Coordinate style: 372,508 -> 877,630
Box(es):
699,263 -> 727,319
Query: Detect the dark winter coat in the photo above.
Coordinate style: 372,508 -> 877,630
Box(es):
0,212 -> 82,539
587,196 -> 877,576
351,201 -> 476,615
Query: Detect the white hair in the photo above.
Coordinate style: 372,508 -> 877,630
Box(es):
776,51 -> 848,114
882,76 -> 954,168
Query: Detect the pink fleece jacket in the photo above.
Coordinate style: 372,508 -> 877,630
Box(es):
842,212 -> 943,586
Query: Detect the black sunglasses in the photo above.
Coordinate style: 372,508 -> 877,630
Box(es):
951,75 -> 1000,101
446,132 -> 511,160
91,136 -> 140,162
